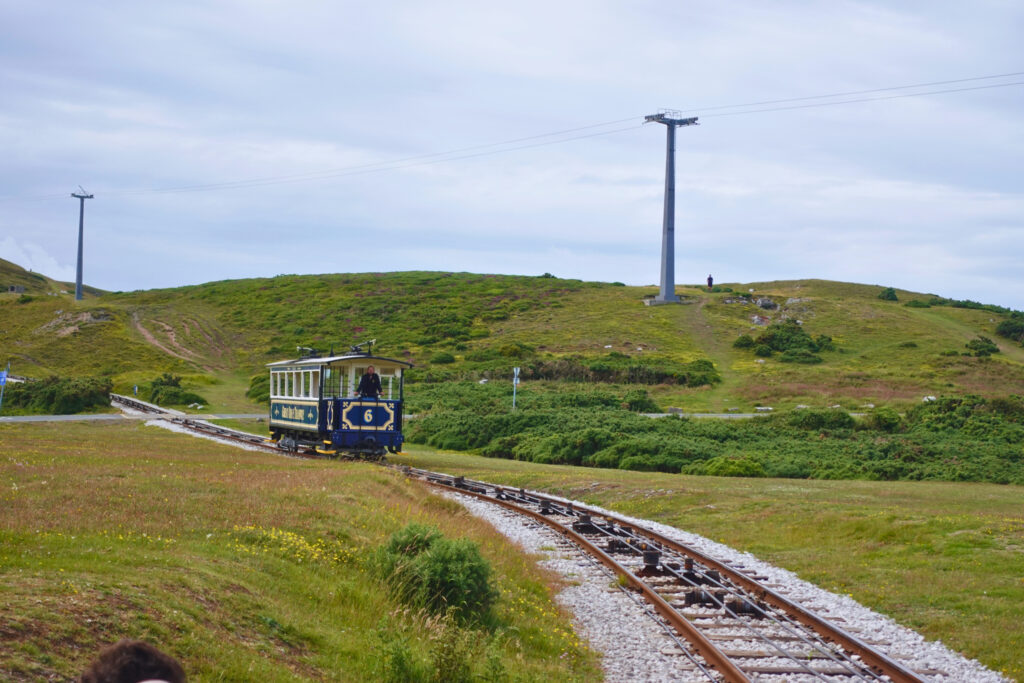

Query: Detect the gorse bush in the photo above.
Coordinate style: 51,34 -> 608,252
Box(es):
862,407 -> 903,433
965,336 -> 1000,357
995,315 -> 1024,345
148,373 -> 207,406
2,376 -> 112,414
878,287 -> 899,301
779,348 -> 823,364
732,334 -> 754,349
246,373 -> 270,404
405,384 -> 1024,484
624,389 -> 660,412
374,524 -> 497,623
788,409 -> 856,431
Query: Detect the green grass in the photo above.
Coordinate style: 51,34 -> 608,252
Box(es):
391,445 -> 1024,681
0,422 -> 599,682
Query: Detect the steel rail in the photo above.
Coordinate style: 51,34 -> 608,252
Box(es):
422,478 -> 750,683
604,515 -> 923,683
440,472 -> 923,683
601,524 -> 883,681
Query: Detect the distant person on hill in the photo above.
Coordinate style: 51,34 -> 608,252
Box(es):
707,274 -> 714,290
357,365 -> 382,399
80,639 -> 187,683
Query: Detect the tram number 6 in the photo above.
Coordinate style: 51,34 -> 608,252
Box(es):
364,409 -> 374,423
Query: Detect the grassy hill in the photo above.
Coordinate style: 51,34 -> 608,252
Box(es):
1,260 -> 1021,413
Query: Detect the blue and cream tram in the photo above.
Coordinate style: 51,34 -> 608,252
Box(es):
267,346 -> 412,458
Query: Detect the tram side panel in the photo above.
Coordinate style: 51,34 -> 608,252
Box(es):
269,397 -> 321,444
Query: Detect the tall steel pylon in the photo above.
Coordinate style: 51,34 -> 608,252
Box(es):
71,189 -> 93,301
645,112 -> 698,303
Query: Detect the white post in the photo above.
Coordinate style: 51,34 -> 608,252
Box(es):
512,367 -> 520,411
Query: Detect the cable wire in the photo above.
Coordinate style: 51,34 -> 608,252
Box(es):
1,70 -> 1021,201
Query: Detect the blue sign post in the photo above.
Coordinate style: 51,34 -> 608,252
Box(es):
0,363 -> 9,414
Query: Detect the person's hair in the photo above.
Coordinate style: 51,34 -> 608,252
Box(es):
366,365 -> 375,373
80,639 -> 186,683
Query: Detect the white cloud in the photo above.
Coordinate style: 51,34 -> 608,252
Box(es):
0,237 -> 76,282
0,0 -> 1021,310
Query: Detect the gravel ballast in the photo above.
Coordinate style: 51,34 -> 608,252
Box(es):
446,490 -> 1009,683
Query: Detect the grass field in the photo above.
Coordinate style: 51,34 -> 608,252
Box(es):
392,445 -> 1024,681
0,422 -> 600,682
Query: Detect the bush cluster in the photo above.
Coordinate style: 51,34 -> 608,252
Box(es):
148,373 -> 207,406
2,376 -> 112,414
246,373 -> 270,403
373,524 -> 498,623
405,384 -> 1024,484
734,320 -> 833,362
995,315 -> 1024,345
878,287 -> 899,301
965,336 -> 1000,357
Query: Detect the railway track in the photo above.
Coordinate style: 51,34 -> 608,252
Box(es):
400,467 -> 929,683
110,393 -> 281,453
112,395 -> 935,681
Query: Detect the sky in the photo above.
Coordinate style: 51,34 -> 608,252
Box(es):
1,1 -> 1022,310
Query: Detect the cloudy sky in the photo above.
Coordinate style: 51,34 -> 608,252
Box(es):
2,1 -> 1022,309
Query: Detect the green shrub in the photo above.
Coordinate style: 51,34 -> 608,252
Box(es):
3,376 -> 112,414
965,336 -> 999,357
814,334 -> 835,351
464,348 -> 501,362
375,524 -> 497,623
779,349 -> 822,364
904,299 -> 931,308
995,317 -> 1024,344
788,409 -> 855,431
756,320 -> 814,351
733,334 -> 754,349
246,373 -> 270,404
148,373 -> 207,406
498,343 -> 533,359
754,344 -> 773,357
624,389 -> 660,412
692,455 -> 766,477
863,407 -> 903,433
878,287 -> 899,301
430,352 -> 456,365
898,341 -> 918,348
404,386 -> 1024,485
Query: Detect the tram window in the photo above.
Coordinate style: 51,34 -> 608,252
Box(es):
311,371 -> 320,398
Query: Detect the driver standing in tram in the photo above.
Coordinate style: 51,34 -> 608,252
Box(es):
357,365 -> 382,399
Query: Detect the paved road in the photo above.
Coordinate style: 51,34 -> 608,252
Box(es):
643,412 -> 767,419
0,413 -> 265,423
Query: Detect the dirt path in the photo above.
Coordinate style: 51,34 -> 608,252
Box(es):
131,312 -> 216,371
684,296 -> 746,408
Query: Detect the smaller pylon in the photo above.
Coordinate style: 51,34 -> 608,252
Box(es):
71,189 -> 93,301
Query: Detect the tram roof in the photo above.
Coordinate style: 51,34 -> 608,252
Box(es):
266,353 -> 413,369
